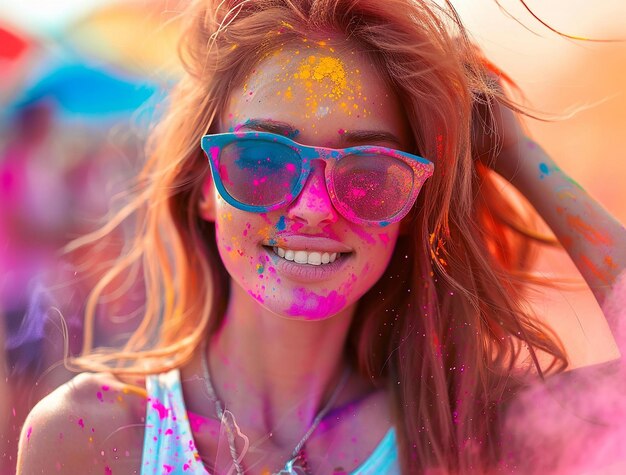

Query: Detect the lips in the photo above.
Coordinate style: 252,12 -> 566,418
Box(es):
261,235 -> 353,282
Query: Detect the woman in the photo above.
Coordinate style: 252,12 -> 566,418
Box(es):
16,0 -> 626,473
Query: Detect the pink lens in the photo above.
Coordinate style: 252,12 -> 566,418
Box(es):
332,154 -> 414,222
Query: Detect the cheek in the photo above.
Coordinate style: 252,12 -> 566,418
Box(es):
351,224 -> 399,252
214,202 -> 255,265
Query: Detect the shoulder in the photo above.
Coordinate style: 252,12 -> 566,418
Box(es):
17,372 -> 148,474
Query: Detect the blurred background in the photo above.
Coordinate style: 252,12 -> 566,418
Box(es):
0,0 -> 624,472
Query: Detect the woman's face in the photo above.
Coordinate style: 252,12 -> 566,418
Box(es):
203,40 -> 412,321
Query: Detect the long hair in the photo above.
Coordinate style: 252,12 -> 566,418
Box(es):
67,0 -> 567,472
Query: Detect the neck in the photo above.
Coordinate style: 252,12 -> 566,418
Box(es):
207,280 -> 356,446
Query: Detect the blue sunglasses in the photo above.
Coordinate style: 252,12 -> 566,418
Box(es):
201,131 -> 434,226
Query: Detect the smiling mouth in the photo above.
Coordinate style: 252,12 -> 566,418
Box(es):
270,246 -> 344,266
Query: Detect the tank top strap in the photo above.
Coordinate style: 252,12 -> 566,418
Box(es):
350,427 -> 400,474
141,369 -> 209,475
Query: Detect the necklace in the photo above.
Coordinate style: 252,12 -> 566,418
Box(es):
200,345 -> 350,475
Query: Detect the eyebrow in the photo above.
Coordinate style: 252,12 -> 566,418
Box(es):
239,119 -> 298,137
238,118 -> 403,148
340,130 -> 403,148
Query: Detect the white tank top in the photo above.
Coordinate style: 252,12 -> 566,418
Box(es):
141,369 -> 400,474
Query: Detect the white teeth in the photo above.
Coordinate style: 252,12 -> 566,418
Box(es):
294,250 -> 308,264
271,247 -> 342,265
307,252 -> 322,265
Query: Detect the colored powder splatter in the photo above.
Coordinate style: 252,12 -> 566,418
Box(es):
436,133 -> 444,162
566,175 -> 583,189
580,254 -> 610,284
350,226 -> 376,245
248,289 -> 265,303
257,225 -> 273,242
152,400 -> 169,420
566,215 -> 612,245
294,56 -> 347,98
286,288 -> 346,318
188,413 -> 209,432
556,187 -> 577,201
378,233 -> 390,246
102,385 -> 110,391
97,391 -> 103,402
26,426 -> 32,442
256,263 -> 265,274
105,467 -> 112,475
538,162 -> 550,178
276,215 -> 286,231
163,464 -> 173,473
78,418 -> 85,428
604,255 -> 617,269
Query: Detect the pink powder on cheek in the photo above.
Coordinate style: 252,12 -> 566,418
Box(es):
259,213 -> 272,225
286,287 -> 346,319
378,233 -> 390,247
248,289 -> 265,303
350,224 -> 376,245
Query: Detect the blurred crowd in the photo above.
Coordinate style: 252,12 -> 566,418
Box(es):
0,1 -> 180,471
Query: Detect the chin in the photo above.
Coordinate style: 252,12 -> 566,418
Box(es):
252,287 -> 354,322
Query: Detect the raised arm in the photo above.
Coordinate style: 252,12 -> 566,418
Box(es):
474,96 -> 626,309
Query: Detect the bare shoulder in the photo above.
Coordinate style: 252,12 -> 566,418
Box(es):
17,372 -> 148,474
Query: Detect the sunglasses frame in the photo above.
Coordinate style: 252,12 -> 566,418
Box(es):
201,131 -> 434,226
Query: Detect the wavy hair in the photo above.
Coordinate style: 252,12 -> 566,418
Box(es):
68,0 -> 567,472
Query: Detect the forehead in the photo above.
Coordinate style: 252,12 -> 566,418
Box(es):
221,40 -> 409,147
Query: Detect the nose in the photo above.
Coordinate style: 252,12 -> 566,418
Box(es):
286,162 -> 338,229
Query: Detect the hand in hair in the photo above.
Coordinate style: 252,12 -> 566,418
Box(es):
470,76 -> 527,184
472,79 -> 626,309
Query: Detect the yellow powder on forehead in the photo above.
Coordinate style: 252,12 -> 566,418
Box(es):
294,55 -> 347,98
